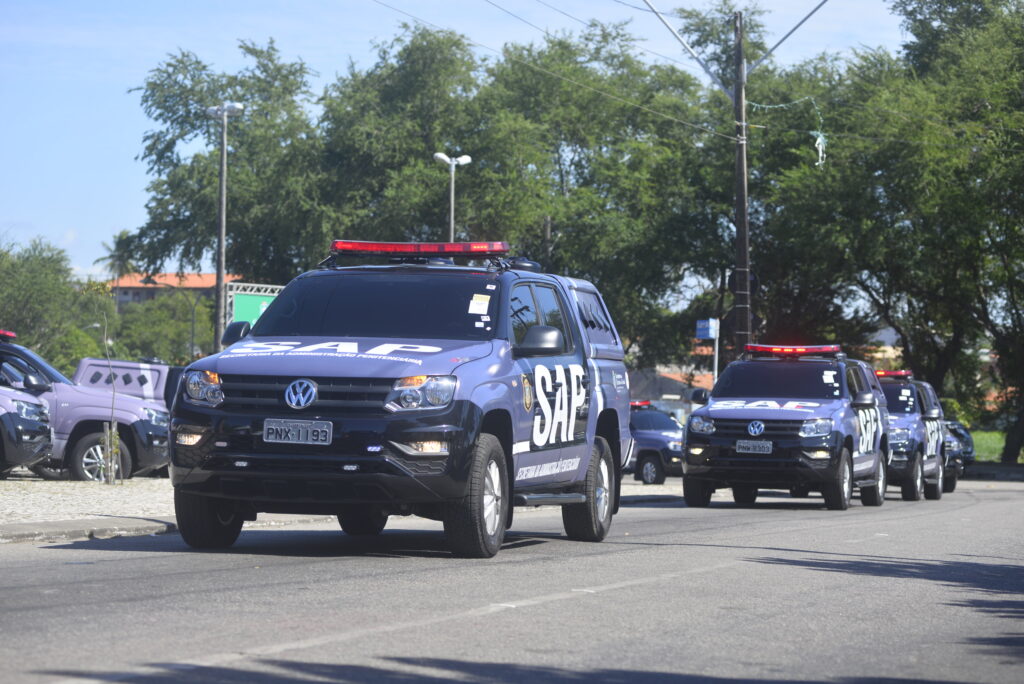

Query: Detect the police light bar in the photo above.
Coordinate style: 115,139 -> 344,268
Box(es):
330,240 -> 510,257
745,344 -> 842,356
630,400 -> 652,407
876,369 -> 913,378
0,329 -> 16,341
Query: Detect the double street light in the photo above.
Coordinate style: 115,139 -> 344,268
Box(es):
433,152 -> 472,241
205,102 -> 244,352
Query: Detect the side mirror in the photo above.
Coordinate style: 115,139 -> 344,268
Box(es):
923,407 -> 942,420
691,388 -> 709,405
514,325 -> 564,358
221,321 -> 251,347
852,390 -> 876,408
23,372 -> 52,393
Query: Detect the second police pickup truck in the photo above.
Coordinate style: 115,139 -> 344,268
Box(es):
683,344 -> 889,510
169,240 -> 632,558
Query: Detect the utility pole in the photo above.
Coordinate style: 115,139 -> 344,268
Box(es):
733,12 -> 751,350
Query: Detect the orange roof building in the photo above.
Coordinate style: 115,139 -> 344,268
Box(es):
107,273 -> 241,310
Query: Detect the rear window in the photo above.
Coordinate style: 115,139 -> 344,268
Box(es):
882,382 -> 919,414
712,361 -> 843,400
574,290 -> 618,346
251,272 -> 499,341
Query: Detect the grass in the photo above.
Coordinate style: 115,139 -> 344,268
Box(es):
971,430 -> 1024,464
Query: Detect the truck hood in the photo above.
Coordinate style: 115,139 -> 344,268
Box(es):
204,336 -> 496,378
702,397 -> 844,420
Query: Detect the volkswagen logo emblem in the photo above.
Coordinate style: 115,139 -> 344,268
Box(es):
747,420 -> 765,436
284,379 -> 318,409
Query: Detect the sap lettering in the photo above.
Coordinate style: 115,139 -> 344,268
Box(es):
856,407 -> 880,455
710,400 -> 821,411
228,341 -> 442,355
531,363 -> 587,447
924,418 -> 942,457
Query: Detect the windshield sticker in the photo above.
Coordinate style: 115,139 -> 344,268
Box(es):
485,284 -> 497,290
226,341 -> 441,366
822,371 -> 837,383
468,294 -> 491,315
474,321 -> 484,328
900,389 -> 911,396
709,400 -> 822,412
481,315 -> 491,322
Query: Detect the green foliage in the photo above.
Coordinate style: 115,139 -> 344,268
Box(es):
116,293 -> 214,365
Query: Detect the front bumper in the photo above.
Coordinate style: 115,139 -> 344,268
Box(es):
170,400 -> 482,513
0,413 -> 52,471
682,434 -> 840,489
886,441 -> 919,483
130,419 -> 169,475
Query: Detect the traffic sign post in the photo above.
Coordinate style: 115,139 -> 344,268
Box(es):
696,318 -> 720,386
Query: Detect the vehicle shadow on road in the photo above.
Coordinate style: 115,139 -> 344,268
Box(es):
40,657 -> 976,684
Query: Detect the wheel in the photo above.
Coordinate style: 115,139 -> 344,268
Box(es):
789,485 -> 810,498
338,507 -> 388,536
822,448 -> 852,510
68,432 -> 132,482
901,452 -> 925,501
683,476 -> 712,507
942,470 -> 958,493
562,437 -> 615,542
924,457 -> 944,500
732,485 -> 758,505
639,455 -> 666,485
174,489 -> 243,549
444,433 -> 508,558
860,453 -> 887,507
29,458 -> 70,480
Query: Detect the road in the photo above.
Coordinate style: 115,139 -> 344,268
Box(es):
1,480 -> 1022,683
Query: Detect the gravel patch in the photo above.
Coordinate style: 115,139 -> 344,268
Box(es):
0,469 -> 173,523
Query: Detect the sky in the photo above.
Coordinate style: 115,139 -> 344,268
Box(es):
0,0 -> 907,280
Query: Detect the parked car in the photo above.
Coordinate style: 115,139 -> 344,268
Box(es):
0,331 -> 169,481
945,420 -> 975,465
684,344 -> 889,510
628,400 -> 684,484
0,367 -> 52,478
169,239 -> 632,558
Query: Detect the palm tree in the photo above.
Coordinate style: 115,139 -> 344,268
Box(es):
94,230 -> 139,306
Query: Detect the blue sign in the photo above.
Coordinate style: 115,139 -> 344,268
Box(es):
696,319 -> 719,340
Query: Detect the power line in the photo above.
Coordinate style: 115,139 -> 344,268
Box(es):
370,0 -> 737,141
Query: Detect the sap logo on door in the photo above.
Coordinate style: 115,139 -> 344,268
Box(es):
532,364 -> 587,447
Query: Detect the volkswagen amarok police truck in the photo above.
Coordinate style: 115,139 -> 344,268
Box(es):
683,344 -> 889,510
170,240 -> 632,558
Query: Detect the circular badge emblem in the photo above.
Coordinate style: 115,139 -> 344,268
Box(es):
521,373 -> 533,412
284,378 -> 318,409
747,420 -> 765,437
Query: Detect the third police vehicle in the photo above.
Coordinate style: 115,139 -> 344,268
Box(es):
683,344 -> 889,510
876,370 -> 951,498
169,240 -> 632,558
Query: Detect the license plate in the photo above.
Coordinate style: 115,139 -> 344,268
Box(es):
735,440 -> 772,454
263,419 -> 332,445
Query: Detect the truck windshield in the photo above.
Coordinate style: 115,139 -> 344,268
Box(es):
631,411 -> 679,431
251,272 -> 500,341
712,362 -> 842,400
1,346 -> 73,385
881,382 -> 919,414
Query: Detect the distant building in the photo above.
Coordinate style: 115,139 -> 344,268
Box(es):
107,273 -> 241,312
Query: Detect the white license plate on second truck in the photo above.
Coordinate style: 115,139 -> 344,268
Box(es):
735,440 -> 772,454
263,419 -> 332,445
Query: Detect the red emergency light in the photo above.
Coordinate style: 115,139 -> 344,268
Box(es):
876,369 -> 913,378
745,344 -> 841,356
630,400 -> 652,408
330,240 -> 510,257
0,329 -> 17,341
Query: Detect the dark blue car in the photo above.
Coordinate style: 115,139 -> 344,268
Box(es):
683,344 -> 889,510
628,401 -> 684,484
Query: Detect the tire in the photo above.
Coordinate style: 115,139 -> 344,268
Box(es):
68,432 -> 132,482
174,489 -> 243,549
860,453 -> 887,507
732,485 -> 758,505
942,471 -> 958,494
901,452 -> 925,501
338,507 -> 388,536
924,457 -> 944,500
639,455 -> 666,485
822,448 -> 853,511
683,476 -> 712,507
30,459 -> 70,481
444,433 -> 508,558
789,485 -> 810,498
562,437 -> 615,542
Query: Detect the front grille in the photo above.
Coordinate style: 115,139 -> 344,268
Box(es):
712,419 -> 803,439
220,374 -> 394,414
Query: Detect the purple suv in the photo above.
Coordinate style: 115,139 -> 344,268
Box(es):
0,331 -> 169,481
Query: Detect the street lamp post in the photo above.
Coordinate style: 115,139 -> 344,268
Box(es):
205,101 -> 244,352
433,152 -> 472,241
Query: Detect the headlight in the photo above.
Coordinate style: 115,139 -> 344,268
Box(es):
385,375 -> 457,412
944,436 -> 960,450
689,415 -> 714,435
667,440 -> 683,452
144,407 -> 169,427
183,370 -> 224,407
890,427 -> 911,443
12,399 -> 47,422
799,418 -> 832,438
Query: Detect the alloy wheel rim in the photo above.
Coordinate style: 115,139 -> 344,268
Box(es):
642,461 -> 657,483
82,444 -> 117,482
842,461 -> 852,503
596,458 -> 610,522
483,460 -> 502,537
